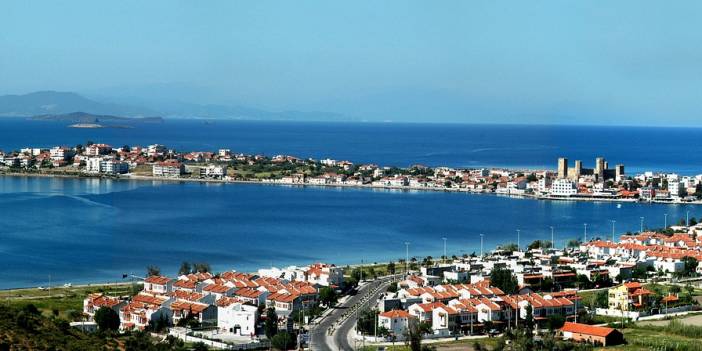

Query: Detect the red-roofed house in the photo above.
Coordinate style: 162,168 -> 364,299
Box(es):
560,322 -> 624,346
378,310 -> 414,338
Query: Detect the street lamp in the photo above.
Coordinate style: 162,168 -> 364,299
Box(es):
664,213 -> 668,229
640,216 -> 644,233
442,237 -> 447,263
404,242 -> 410,274
516,229 -> 521,251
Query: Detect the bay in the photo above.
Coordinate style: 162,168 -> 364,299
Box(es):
2,118 -> 702,288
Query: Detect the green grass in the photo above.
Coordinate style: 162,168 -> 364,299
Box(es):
2,283 -> 136,319
598,320 -> 702,351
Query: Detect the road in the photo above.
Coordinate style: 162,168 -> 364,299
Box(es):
309,276 -> 395,351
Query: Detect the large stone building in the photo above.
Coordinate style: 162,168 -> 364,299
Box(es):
557,157 -> 624,182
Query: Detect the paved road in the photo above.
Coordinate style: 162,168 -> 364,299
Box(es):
309,276 -> 395,351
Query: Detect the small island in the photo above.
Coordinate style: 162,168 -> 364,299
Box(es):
30,111 -> 163,128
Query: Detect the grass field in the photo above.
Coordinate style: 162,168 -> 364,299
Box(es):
2,283 -> 138,319
359,337 -> 501,351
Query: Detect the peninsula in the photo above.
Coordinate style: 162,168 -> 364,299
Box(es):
0,142 -> 701,205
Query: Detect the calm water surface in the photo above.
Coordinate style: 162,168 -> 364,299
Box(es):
2,119 -> 702,288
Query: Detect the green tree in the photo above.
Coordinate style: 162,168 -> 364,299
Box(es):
192,342 -> 209,351
356,310 -> 378,335
93,307 -> 120,332
146,265 -> 160,277
490,266 -> 518,294
193,262 -> 211,273
319,287 -> 338,306
524,304 -> 534,338
387,261 -> 396,274
547,314 -> 565,331
270,331 -> 297,350
264,308 -> 278,338
178,262 -> 191,276
595,290 -> 609,308
682,256 -> 698,277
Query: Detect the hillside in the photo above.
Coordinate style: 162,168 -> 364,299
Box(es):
0,91 -> 352,122
0,91 -> 157,117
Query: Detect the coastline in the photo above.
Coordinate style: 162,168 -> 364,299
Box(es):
2,170 -> 700,205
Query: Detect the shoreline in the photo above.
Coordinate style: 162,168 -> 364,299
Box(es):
2,170 -> 701,205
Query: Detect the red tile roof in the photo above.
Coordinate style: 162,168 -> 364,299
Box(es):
560,322 -> 616,337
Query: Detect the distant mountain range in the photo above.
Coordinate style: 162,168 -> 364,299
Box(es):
0,91 -> 351,122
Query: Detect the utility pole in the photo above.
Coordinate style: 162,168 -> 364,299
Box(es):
479,234 -> 484,257
664,213 -> 668,229
610,220 -> 616,242
442,237 -> 447,263
360,259 -> 363,283
550,226 -> 554,250
687,210 -> 690,227
516,229 -> 521,251
640,216 -> 644,233
404,242 -> 410,274
583,223 -> 588,243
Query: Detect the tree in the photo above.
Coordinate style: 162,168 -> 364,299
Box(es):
319,287 -> 338,306
387,261 -> 396,274
94,307 -> 120,332
264,308 -> 278,338
356,310 -> 378,335
524,304 -> 534,338
682,256 -> 698,277
146,265 -> 160,277
178,262 -> 192,276
490,266 -> 518,294
192,342 -> 208,351
406,319 -> 423,351
193,262 -> 211,273
547,314 -> 565,331
500,243 -> 519,252
270,331 -> 296,350
595,290 -> 609,308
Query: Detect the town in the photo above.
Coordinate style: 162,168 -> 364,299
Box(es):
1,142 -> 702,204
9,218 -> 702,350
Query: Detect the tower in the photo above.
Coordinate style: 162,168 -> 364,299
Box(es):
615,164 -> 625,181
595,157 -> 605,181
573,160 -> 582,180
558,158 -> 568,179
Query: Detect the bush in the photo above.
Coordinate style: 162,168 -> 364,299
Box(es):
94,307 -> 120,332
271,331 -> 297,350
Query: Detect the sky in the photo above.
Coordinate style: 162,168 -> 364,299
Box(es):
1,1 -> 702,125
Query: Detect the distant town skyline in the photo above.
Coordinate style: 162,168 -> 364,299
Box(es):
2,1 -> 702,126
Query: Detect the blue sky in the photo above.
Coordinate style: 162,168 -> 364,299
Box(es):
2,1 -> 702,125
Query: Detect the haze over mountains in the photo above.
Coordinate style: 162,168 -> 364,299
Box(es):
0,91 -> 352,122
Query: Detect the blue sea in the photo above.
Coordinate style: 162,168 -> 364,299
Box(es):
1,118 -> 702,289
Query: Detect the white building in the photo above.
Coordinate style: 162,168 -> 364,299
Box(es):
550,179 -> 577,196
86,157 -> 129,174
202,164 -> 227,179
153,161 -> 184,177
50,146 -> 74,161
216,297 -> 258,336
378,310 -> 413,338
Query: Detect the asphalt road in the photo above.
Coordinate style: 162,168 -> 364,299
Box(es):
309,276 -> 395,351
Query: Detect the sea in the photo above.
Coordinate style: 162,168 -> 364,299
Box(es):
1,117 -> 702,289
